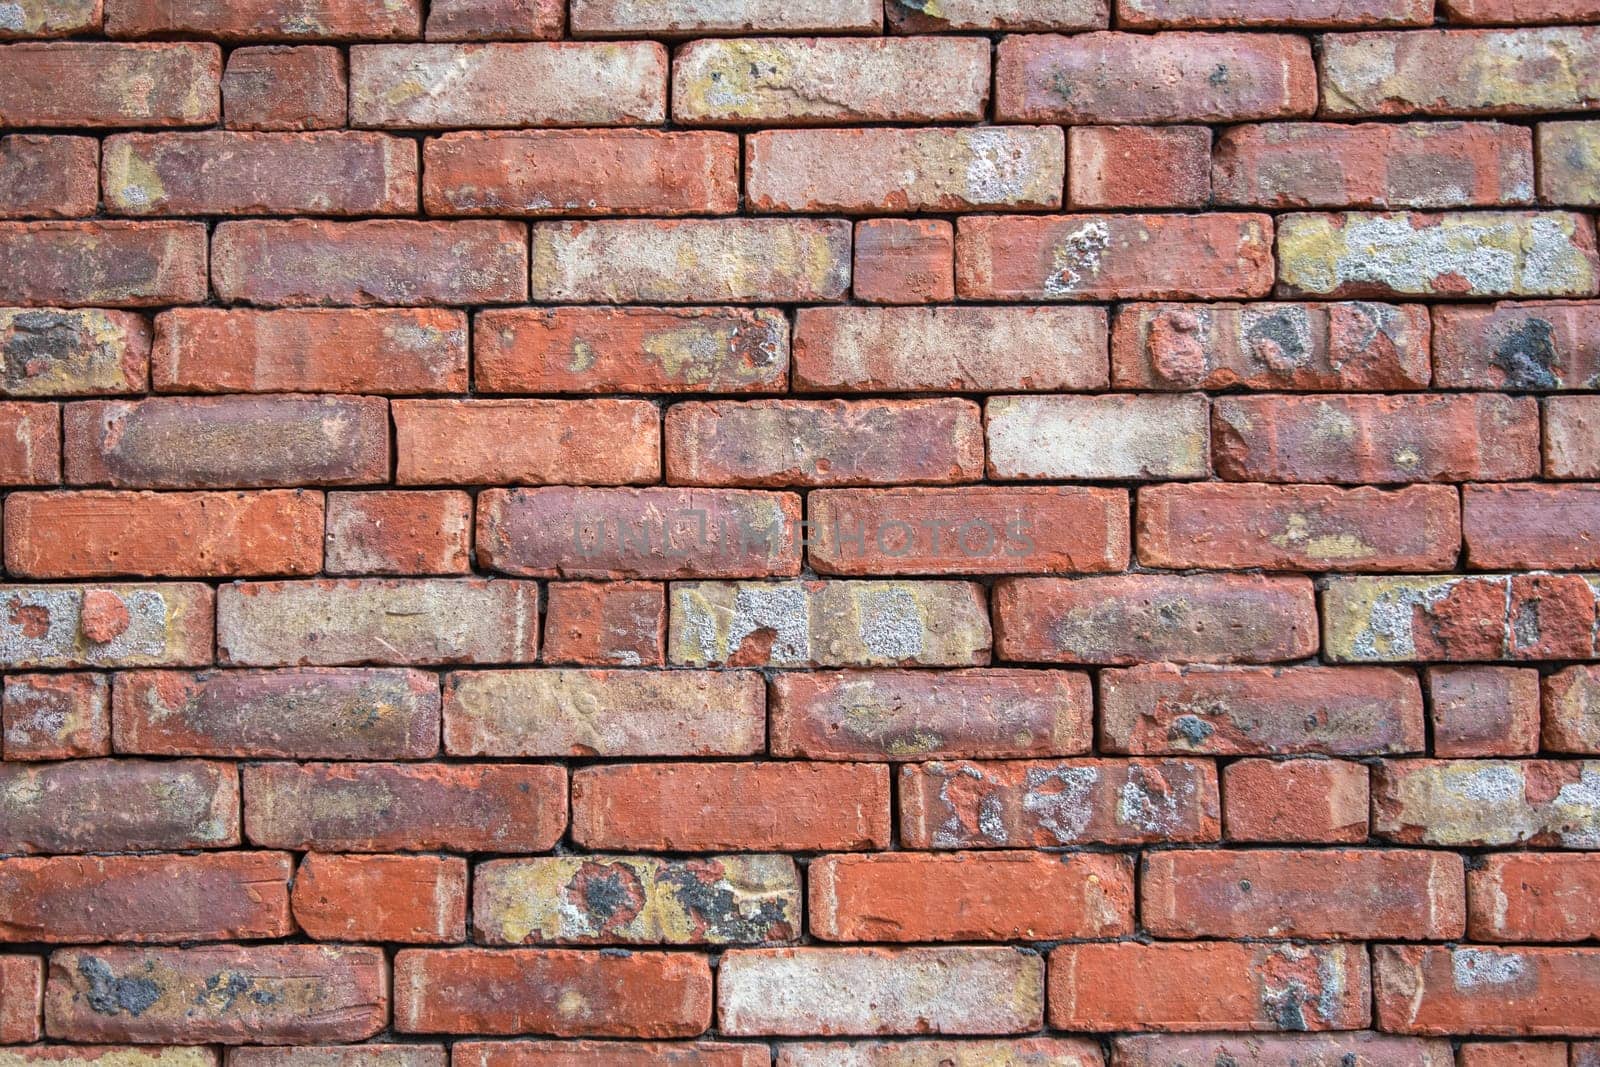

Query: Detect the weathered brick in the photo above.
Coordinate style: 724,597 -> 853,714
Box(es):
0,956 -> 40,1043
996,32 -> 1314,123
1137,483 -> 1460,571
476,307 -> 788,395
851,220 -> 954,304
0,1050 -> 216,1066
1068,126 -> 1211,209
351,43 -> 666,128
222,46 -> 346,131
244,762 -> 565,852
1143,849 -> 1464,940
1470,853 -> 1600,942
0,222 -> 207,307
956,214 -> 1274,301
455,1045 -> 761,1067
1213,394 -> 1539,483
994,575 -> 1317,665
105,0 -> 420,39
1434,301 -> 1600,389
0,583 -> 214,669
425,131 -> 737,216
230,1049 -> 445,1067
0,42 -> 219,127
0,308 -> 148,397
0,853 -> 292,944
326,491 -> 472,576
571,0 -> 879,35
1223,758 -> 1370,843
1540,121 -> 1600,205
771,668 -> 1092,760
1466,484 -> 1600,568
542,582 -> 664,666
2,673 -> 108,760
473,855 -> 799,945
0,136 -> 97,218
1322,28 -> 1600,117
1547,665 -> 1600,753
1113,1034 -> 1450,1066
218,579 -> 539,667
213,220 -> 527,307
1429,665 -> 1541,757
747,127 -> 1063,214
426,0 -> 564,40
1101,663 -> 1425,756
5,490 -> 324,578
0,0 -> 99,37
1443,0 -> 1600,19
113,668 -> 439,759
1375,945 -> 1600,1036
1374,758 -> 1600,847
45,946 -> 386,1044
1215,122 -> 1533,208
0,758 -> 236,853
793,306 -> 1106,393
668,580 -> 990,668
478,487 -> 799,579
531,219 -> 850,303
673,38 -> 988,125
445,668 -> 763,757
1276,212 -> 1599,298
1112,301 -> 1431,391
66,395 -> 389,488
779,1040 -> 1102,1067
393,399 -> 659,486
810,853 -> 1132,942
0,402 -> 56,485
986,394 -> 1208,480
1549,397 -> 1600,477
394,949 -> 711,1037
292,853 -> 466,944
1458,1044 -> 1567,1067
1124,0 -> 1430,22
572,762 -> 890,851
900,758 -> 1220,848
808,487 -> 1128,576
720,948 -> 1042,1036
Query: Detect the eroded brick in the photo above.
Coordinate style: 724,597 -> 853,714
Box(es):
888,0 -> 1105,30
1548,396 -> 1600,477
0,956 -> 40,1044
571,0 -> 879,35
0,0 -> 99,37
1470,853 -> 1600,942
1547,665 -> 1600,753
0,583 -> 214,669
1434,301 -> 1600,389
2,673 -> 109,760
1540,121 -> 1600,205
1374,758 -> 1600,847
1375,945 -> 1600,1036
426,0 -> 564,40
986,394 -> 1208,480
0,308 -> 148,397
105,0 -> 421,39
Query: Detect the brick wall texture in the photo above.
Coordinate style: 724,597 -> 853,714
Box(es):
3,0 -> 1600,1064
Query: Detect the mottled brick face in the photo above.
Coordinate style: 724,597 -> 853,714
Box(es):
0,0 -> 1596,1061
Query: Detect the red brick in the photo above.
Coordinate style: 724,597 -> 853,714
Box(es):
293,853 -> 465,944
445,668 -> 763,758
230,1050 -> 445,1067
426,0 -> 564,39
0,308 -> 149,398
0,852 -> 291,944
1458,1044 -> 1566,1067
1114,1035 -> 1450,1066
794,306 -> 1107,392
1068,126 -> 1211,209
0,583 -> 215,670
1548,397 -> 1600,478
1050,942 -> 1369,1032
457,1043 -> 763,1067
0,42 -> 219,127
771,668 -> 1092,761
542,582 -> 664,666
475,307 -> 787,395
66,396 -> 389,489
152,309 -> 466,395
0,1047 -> 216,1064
395,949 -> 711,1037
0,222 -> 207,307
1215,122 -> 1533,208
1471,853 -> 1600,945
673,38 -> 988,126
997,33 -> 1314,123
1376,945 -> 1600,1036
326,491 -> 472,576
572,762 -> 890,851
1373,758 -> 1600,847
223,46 -> 346,131
0,0 -> 99,38
1434,301 -> 1600,389
244,762 -> 565,852
105,0 -> 420,38
1223,758 -> 1370,843
956,213 -> 1274,301
0,758 -> 237,854
986,394 -> 1208,480
781,1040 -> 1100,1067
994,575 -> 1318,665
571,0 -> 879,34
1444,0 -> 1600,19
1120,0 -> 1430,24
2,673 -> 108,760
900,758 -> 1220,849
112,668 -> 440,759
45,945 -> 386,1045
0,955 -> 41,1044
425,130 -> 735,216
1112,301 -> 1432,391
1213,394 -> 1539,483
213,220 -> 527,307
1545,665 -> 1600,753
0,136 -> 97,219
1144,848 -> 1464,940
1137,483 -> 1460,571
0,402 -> 56,485
352,42 -> 666,128
851,220 -> 954,305
1466,483 -> 1600,568
1428,665 -> 1541,757
887,0 -> 1105,30
667,399 -> 980,488
5,490 -> 323,578
810,852 -> 1131,942
393,399 -> 658,486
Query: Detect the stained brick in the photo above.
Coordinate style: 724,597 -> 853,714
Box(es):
2,673 -> 109,760
1375,945 -> 1600,1036
851,220 -> 955,305
1469,853 -> 1600,942
325,491 -> 473,576
0,42 -> 219,127
426,0 -> 564,40
0,583 -> 214,670
0,222 -> 207,307
780,1040 -> 1102,1066
1546,665 -> 1600,753
0,758 -> 237,854
986,394 -> 1208,480
1373,758 -> 1600,847
1114,1035 -> 1450,1065
455,1046 -> 761,1067
0,403 -> 56,485
0,308 -> 149,397
570,0 -> 880,35
541,582 -> 664,666
0,0 -> 99,37
105,0 -> 421,39
0,136 -> 98,219
1539,121 -> 1600,205
1434,301 -> 1600,389
222,46 -> 347,131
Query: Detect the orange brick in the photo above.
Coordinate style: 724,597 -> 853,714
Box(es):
293,853 -> 466,944
852,220 -> 954,305
1068,126 -> 1211,208
325,491 -> 473,576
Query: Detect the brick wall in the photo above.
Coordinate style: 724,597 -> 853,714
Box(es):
0,0 -> 1598,1063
